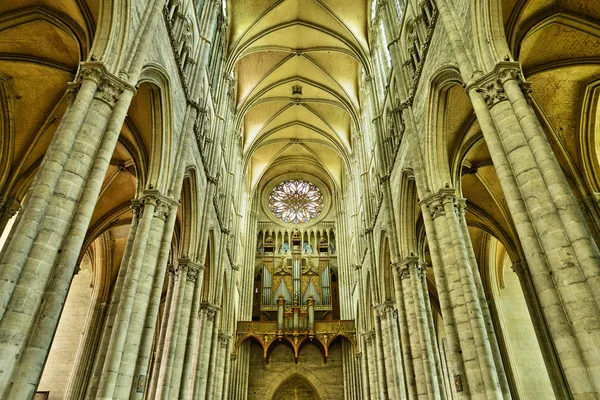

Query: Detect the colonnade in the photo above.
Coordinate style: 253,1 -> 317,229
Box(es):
345,0 -> 600,399
0,0 -> 242,398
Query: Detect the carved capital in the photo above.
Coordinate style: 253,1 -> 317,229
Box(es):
95,77 -> 125,107
73,62 -> 132,108
474,79 -> 506,108
207,308 -> 217,321
511,260 -> 528,276
135,190 -> 178,221
456,197 -> 467,217
168,263 -> 180,280
420,188 -> 457,220
0,198 -> 20,217
399,265 -> 411,280
155,201 -> 171,220
218,333 -> 231,348
201,302 -> 220,321
398,256 -> 427,280
179,258 -> 202,282
468,61 -> 525,108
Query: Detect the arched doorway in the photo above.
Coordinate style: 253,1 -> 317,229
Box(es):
272,374 -> 321,400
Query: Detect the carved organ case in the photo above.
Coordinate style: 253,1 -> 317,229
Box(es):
254,227 -> 338,322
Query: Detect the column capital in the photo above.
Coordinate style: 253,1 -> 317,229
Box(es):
419,187 -> 457,220
200,302 -> 221,320
582,192 -> 600,211
456,197 -> 468,216
511,260 -> 528,276
71,62 -> 135,107
397,256 -> 427,280
218,332 -> 231,348
133,189 -> 179,220
466,61 -> 526,108
361,330 -> 376,345
0,197 -> 20,217
168,263 -> 179,278
178,258 -> 204,282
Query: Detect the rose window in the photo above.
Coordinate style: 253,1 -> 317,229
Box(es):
268,180 -> 324,224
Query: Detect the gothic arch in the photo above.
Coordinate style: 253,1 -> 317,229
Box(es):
378,233 -> 394,302
201,229 -> 215,302
264,370 -> 330,400
424,66 -> 467,192
398,169 -> 419,257
471,0 -> 512,72
90,0 -> 131,67
0,75 -> 13,191
136,64 -> 175,193
178,170 -> 200,260
272,373 -> 321,400
580,80 -> 600,195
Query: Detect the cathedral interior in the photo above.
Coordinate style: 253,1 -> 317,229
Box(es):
0,0 -> 599,399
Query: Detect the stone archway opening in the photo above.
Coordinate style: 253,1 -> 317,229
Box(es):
272,374 -> 321,400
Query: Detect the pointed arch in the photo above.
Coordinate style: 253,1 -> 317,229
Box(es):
425,66 -> 467,192
136,64 -> 175,193
178,169 -> 199,259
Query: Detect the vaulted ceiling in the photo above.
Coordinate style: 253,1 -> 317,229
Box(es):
228,0 -> 370,192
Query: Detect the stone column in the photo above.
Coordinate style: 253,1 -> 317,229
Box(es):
359,348 -> 371,399
177,262 -> 205,400
193,303 -> 218,400
365,332 -> 381,399
212,333 -> 230,399
166,262 -> 193,397
418,200 -> 466,398
421,189 -> 504,399
456,199 -> 510,397
85,202 -> 141,399
0,62 -> 136,399
363,333 -> 379,399
152,258 -> 201,399
146,263 -> 178,399
400,264 -> 427,398
95,191 -> 177,400
391,262 -> 417,400
401,257 -> 445,400
65,300 -> 109,399
221,352 -> 234,400
467,62 -> 600,397
509,261 -> 570,398
375,303 -> 405,400
204,310 -> 221,400
373,317 -> 389,399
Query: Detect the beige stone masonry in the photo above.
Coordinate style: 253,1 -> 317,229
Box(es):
420,188 -> 505,399
468,61 -> 600,397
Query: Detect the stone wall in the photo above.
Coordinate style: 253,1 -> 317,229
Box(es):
37,257 -> 93,399
247,340 -> 345,400
497,256 -> 554,399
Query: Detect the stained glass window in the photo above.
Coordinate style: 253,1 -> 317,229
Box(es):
268,180 -> 324,224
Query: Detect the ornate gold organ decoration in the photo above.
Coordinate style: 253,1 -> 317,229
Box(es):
233,319 -> 356,360
258,230 -> 334,312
